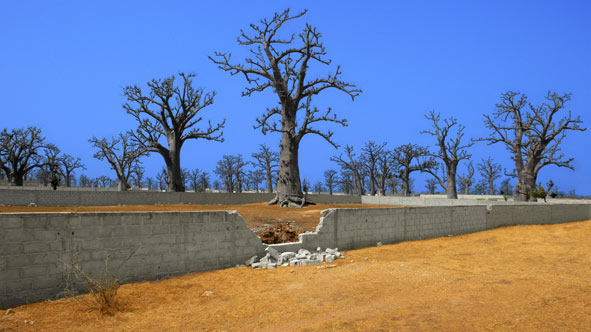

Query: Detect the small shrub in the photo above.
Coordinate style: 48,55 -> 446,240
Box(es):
62,249 -> 135,315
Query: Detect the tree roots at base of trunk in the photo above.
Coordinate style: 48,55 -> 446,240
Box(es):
266,194 -> 315,208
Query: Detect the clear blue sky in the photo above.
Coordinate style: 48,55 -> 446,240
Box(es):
1,1 -> 590,194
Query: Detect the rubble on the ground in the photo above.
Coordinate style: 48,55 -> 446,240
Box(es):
254,221 -> 304,244
246,247 -> 345,269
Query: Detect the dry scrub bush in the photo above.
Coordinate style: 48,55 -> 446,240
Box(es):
61,249 -> 136,315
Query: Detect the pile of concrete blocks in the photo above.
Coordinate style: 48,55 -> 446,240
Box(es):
245,247 -> 345,269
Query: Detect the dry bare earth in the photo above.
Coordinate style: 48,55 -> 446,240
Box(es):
1,219 -> 590,331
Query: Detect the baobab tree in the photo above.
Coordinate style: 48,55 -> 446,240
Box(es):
391,143 -> 436,197
477,157 -> 502,195
361,141 -> 387,196
457,161 -> 475,195
421,111 -> 473,199
89,133 -> 146,191
477,91 -> 585,201
323,169 -> 337,195
425,179 -> 438,194
215,154 -> 247,193
60,154 -> 85,187
331,145 -> 365,195
251,144 -> 279,193
0,127 -> 48,186
375,149 -> 395,196
124,73 -> 225,192
210,9 -> 360,206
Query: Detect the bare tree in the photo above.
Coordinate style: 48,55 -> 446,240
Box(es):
476,157 -> 502,195
211,9 -> 360,207
60,154 -> 85,187
246,169 -> 265,192
198,172 -> 210,191
323,169 -> 337,195
132,165 -> 145,190
375,149 -> 395,196
360,141 -> 387,196
156,167 -> 168,191
425,179 -> 438,194
331,145 -> 365,195
79,174 -> 92,188
457,161 -> 475,195
391,143 -> 436,197
386,177 -> 401,195
421,111 -> 473,199
214,155 -> 246,193
338,170 -> 354,195
313,181 -> 323,194
477,91 -> 585,201
499,178 -> 513,196
124,73 -> 225,192
89,133 -> 146,191
189,168 -> 201,192
251,144 -> 279,193
0,127 -> 48,186
145,177 -> 155,190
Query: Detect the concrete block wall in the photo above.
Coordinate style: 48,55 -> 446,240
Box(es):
270,204 -> 590,254
0,211 -> 265,309
0,189 -> 360,207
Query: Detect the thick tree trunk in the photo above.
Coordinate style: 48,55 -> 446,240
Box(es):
515,169 -> 536,202
488,180 -> 494,195
117,179 -> 128,191
166,138 -> 185,192
266,169 -> 273,193
446,165 -> 458,199
401,176 -> 411,197
268,133 -> 304,207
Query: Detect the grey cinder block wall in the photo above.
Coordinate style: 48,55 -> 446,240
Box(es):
1,203 -> 590,308
0,211 -> 265,309
0,189 -> 361,206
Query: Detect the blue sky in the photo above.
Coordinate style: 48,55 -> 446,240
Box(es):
1,1 -> 590,193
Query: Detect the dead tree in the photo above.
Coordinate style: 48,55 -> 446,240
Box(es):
425,179 -> 438,194
391,143 -> 436,197
0,127 -> 47,186
457,161 -> 475,195
323,169 -> 337,195
361,141 -> 387,196
124,73 -> 225,192
251,144 -> 279,193
156,167 -> 168,191
59,154 -> 85,187
246,169 -> 265,192
189,168 -> 202,192
331,145 -> 365,195
375,149 -> 395,196
132,165 -> 145,189
421,111 -> 473,199
477,157 -> 502,195
89,133 -> 146,191
210,9 -> 360,207
477,91 -> 585,201
214,155 -> 246,193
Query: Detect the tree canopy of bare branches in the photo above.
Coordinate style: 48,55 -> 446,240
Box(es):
457,161 -> 475,195
421,111 -> 473,199
476,157 -> 502,195
124,73 -> 225,192
331,145 -> 365,195
361,141 -> 387,196
476,91 -> 585,201
391,143 -> 437,197
89,133 -> 146,191
210,9 -> 360,207
323,169 -> 337,195
0,127 -> 48,186
251,144 -> 279,193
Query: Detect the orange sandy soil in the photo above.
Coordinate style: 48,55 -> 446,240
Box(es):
2,220 -> 591,331
0,202 -> 393,232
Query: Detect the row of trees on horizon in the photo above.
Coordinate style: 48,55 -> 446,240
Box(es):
0,9 -> 586,204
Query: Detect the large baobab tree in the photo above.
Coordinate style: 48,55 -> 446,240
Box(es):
477,157 -> 502,195
89,133 -> 146,191
331,145 -> 365,195
210,9 -> 360,206
457,161 -> 475,195
251,144 -> 279,193
124,73 -> 225,192
477,91 -> 585,201
0,127 -> 48,186
391,143 -> 437,197
421,111 -> 473,199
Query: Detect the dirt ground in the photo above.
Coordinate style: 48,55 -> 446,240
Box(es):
1,218 -> 590,331
0,202 -> 392,233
